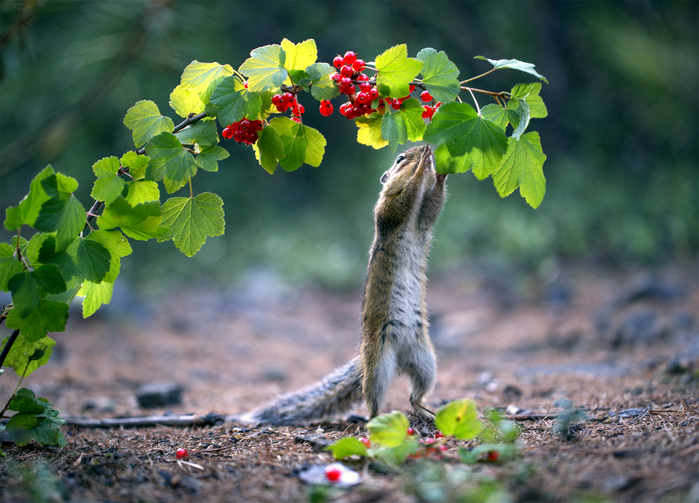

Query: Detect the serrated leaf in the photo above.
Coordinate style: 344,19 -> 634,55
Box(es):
253,127 -> 284,174
375,44 -> 423,98
66,238 -> 111,286
416,48 -> 460,103
34,176 -> 86,251
434,143 -> 472,175
268,117 -> 326,171
91,156 -> 126,205
195,145 -> 229,172
174,120 -> 218,147
0,243 -> 23,292
475,56 -> 548,83
210,76 -> 263,125
325,437 -> 368,460
305,62 -> 340,101
145,131 -> 198,194
492,131 -> 547,208
400,98 -> 427,142
508,98 -> 531,140
481,104 -> 510,129
5,299 -> 69,342
180,61 -> 234,103
281,38 -> 317,74
121,151 -> 150,180
125,180 -> 160,205
97,197 -> 167,241
169,84 -> 206,118
381,109 -> 408,152
510,83 -> 548,119
377,439 -> 419,465
158,193 -> 225,257
435,398 -> 482,439
424,102 -> 508,177
85,229 -> 132,283
367,411 -> 410,447
239,44 -> 287,92
356,114 -> 388,149
77,280 -> 113,317
1,335 -> 54,377
9,265 -> 66,318
4,166 -> 55,231
5,388 -> 65,446
124,100 -> 175,148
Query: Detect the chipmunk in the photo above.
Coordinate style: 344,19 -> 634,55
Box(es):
239,144 -> 446,425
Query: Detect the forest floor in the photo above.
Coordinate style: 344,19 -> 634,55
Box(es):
1,264 -> 698,503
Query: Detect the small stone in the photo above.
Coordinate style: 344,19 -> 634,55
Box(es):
136,383 -> 183,408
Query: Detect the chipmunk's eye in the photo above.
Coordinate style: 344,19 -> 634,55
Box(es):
395,155 -> 406,165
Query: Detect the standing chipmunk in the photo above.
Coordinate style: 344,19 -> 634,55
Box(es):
239,144 -> 446,425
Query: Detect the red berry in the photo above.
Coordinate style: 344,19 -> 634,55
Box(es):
282,92 -> 294,104
359,437 -> 371,448
356,92 -> 369,104
243,82 -> 248,89
331,72 -> 341,82
407,427 -> 415,436
276,104 -> 288,113
352,59 -> 365,71
333,56 -> 344,69
357,73 -> 370,82
391,101 -> 401,110
359,82 -> 372,93
410,85 -> 416,93
176,448 -> 188,459
343,51 -> 357,66
340,65 -> 354,78
272,94 -> 283,106
421,437 -> 436,445
222,127 -> 233,140
319,100 -> 333,116
422,105 -> 433,119
487,450 -> 500,461
435,431 -> 445,439
439,445 -> 448,452
434,101 -> 442,109
421,90 -> 433,102
291,117 -> 301,123
325,467 -> 341,482
292,103 -> 305,116
368,88 -> 379,100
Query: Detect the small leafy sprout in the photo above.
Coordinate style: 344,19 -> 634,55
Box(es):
176,448 -> 188,459
434,398 -> 483,440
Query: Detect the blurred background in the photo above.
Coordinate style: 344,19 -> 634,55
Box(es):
1,0 -> 697,298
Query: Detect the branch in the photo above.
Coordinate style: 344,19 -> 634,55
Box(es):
0,329 -> 20,370
61,412 -> 225,429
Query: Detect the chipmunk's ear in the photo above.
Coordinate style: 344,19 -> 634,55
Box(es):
380,171 -> 390,185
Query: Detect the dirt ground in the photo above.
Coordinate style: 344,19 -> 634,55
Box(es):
1,264 -> 698,502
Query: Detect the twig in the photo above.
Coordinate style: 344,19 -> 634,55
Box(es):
0,329 -> 20,370
60,413 -> 224,429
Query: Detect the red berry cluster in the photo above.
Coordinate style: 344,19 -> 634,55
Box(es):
329,51 -> 385,120
272,92 -> 304,121
222,118 -> 263,144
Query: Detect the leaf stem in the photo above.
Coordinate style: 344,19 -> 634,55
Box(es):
467,88 -> 481,115
460,67 -> 497,84
189,179 -> 193,199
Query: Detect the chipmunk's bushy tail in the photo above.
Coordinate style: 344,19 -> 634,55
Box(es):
237,357 -> 363,425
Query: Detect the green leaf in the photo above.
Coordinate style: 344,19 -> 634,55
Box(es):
510,82 -> 548,119
120,151 -> 150,180
305,63 -> 340,101
356,114 -> 388,149
38,235 -> 110,289
508,98 -> 531,140
367,411 -> 410,447
195,145 -> 229,172
145,132 -> 198,194
424,102 -> 508,177
180,61 -> 234,103
325,437 -> 368,460
0,243 -> 23,292
34,175 -> 86,251
169,84 -> 206,118
492,131 -> 547,208
210,76 -> 263,125
9,265 -> 66,318
1,334 -> 54,377
125,180 -> 160,205
91,157 -> 126,206
6,388 -> 66,446
434,143 -> 472,175
158,192 -> 225,257
85,229 -> 132,283
435,398 -> 482,440
376,439 -> 419,465
268,117 -> 326,171
5,299 -> 69,342
475,56 -> 548,83
123,100 -> 175,148
280,38 -> 317,74
416,48 -> 460,103
174,120 -> 218,147
97,197 -> 167,241
459,443 -> 520,464
381,109 -> 408,152
239,44 -> 287,92
375,44 -> 423,98
3,166 -> 54,231
481,104 -> 510,130
77,280 -> 113,317
253,126 -> 285,174
400,98 -> 427,142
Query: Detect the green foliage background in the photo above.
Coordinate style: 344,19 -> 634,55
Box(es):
1,1 -> 697,292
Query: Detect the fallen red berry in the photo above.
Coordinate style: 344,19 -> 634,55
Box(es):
487,450 -> 500,461
407,427 -> 415,435
325,467 -> 341,482
359,437 -> 371,448
420,90 -> 433,102
435,431 -> 445,439
176,448 -> 188,459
